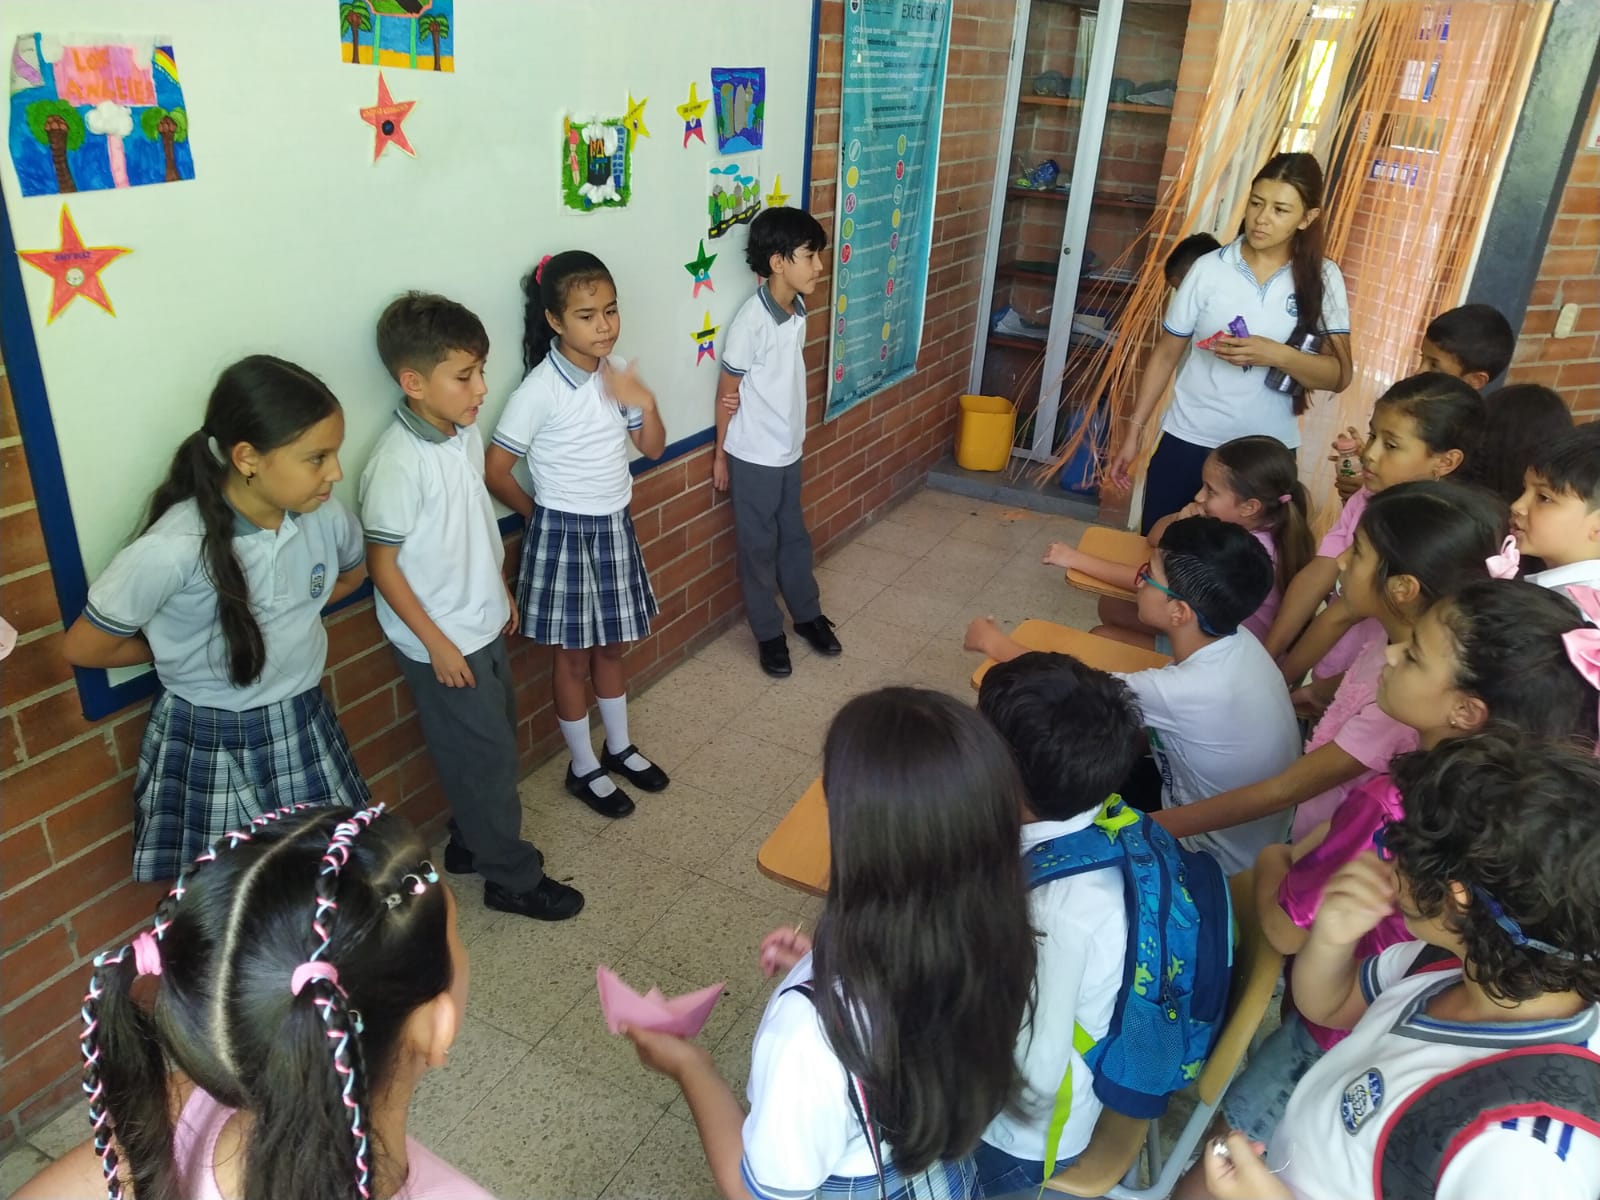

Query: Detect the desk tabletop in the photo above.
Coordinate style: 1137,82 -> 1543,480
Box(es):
1066,525 -> 1148,602
971,619 -> 1171,689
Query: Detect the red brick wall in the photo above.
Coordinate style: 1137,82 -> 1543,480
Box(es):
0,0 -> 1018,1149
1512,88 -> 1600,418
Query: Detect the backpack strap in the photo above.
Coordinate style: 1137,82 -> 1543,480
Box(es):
1372,1044 -> 1600,1200
1023,795 -> 1138,890
782,983 -> 889,1200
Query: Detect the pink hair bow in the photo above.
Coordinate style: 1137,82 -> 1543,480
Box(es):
1561,586 -> 1600,748
534,253 -> 553,283
1485,535 -> 1520,580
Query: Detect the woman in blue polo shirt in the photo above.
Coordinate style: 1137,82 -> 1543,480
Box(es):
1109,153 -> 1353,533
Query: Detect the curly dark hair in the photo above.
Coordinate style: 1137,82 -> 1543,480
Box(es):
1385,732 -> 1600,1004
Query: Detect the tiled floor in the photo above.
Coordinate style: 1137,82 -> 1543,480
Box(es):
1,486 -> 1101,1200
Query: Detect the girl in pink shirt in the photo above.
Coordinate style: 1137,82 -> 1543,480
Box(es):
15,805 -> 493,1200
1049,435 -> 1314,652
1156,481 -> 1505,851
1221,578 -> 1600,1144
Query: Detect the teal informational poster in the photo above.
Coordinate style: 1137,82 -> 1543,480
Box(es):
824,0 -> 951,421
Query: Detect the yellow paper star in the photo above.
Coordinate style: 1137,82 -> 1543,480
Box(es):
765,175 -> 790,209
693,309 -> 719,364
676,82 -> 710,122
624,93 -> 650,139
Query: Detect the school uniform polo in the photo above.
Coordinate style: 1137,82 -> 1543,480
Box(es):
84,496 -> 364,709
981,814 -> 1126,1169
723,285 -> 809,468
359,406 -> 509,664
1272,942 -> 1600,1200
1161,238 -> 1350,450
1526,558 -> 1600,601
492,346 -> 642,516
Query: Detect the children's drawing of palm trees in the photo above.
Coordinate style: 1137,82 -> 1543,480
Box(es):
341,1 -> 374,64
140,106 -> 188,182
418,13 -> 449,70
25,99 -> 84,193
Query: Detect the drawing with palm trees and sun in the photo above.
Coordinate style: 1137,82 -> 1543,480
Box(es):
339,0 -> 454,72
8,33 -> 193,197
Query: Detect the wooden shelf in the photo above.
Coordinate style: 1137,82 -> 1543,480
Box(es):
995,261 -> 1142,295
1019,95 -> 1173,115
988,332 -> 1049,353
1005,186 -> 1156,210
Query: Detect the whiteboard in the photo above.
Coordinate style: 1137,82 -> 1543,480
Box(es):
1,0 -> 818,602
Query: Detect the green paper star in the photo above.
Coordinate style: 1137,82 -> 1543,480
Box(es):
685,239 -> 717,297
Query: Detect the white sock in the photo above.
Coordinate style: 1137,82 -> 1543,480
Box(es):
597,694 -> 652,771
560,716 -> 615,796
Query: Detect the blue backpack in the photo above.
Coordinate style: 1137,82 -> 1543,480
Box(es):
1025,796 -> 1233,1136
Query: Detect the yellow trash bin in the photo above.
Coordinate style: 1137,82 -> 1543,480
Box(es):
955,394 -> 1016,472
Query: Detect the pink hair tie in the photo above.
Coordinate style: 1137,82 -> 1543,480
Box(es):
290,961 -> 341,996
1486,535 -> 1520,580
534,253 -> 553,283
130,931 -> 162,977
1277,493 -> 1292,504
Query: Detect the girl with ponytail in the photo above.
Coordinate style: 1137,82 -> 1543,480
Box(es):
15,804 -> 491,1200
62,355 -> 371,882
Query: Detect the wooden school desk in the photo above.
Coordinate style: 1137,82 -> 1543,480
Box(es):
758,623 -> 1172,897
1065,525 -> 1149,603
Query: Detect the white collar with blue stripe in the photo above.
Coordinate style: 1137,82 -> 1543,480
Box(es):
1221,235 -> 1291,291
757,283 -> 806,325
549,343 -> 595,388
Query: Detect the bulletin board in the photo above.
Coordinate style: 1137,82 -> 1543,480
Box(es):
0,0 -> 821,718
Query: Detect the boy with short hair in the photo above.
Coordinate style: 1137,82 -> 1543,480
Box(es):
713,207 -> 840,678
361,291 -> 583,921
966,516 -> 1301,873
1164,232 -> 1222,290
1511,422 -> 1600,596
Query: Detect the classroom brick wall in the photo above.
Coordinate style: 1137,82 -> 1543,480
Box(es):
0,0 -> 1018,1150
1512,87 -> 1600,418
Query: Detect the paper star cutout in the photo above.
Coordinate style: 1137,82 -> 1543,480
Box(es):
677,82 -> 709,147
624,93 -> 650,140
18,205 -> 132,323
765,175 -> 790,209
360,72 -> 416,162
693,310 -> 719,364
685,239 -> 717,297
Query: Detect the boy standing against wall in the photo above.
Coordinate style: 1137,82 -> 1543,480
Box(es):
361,292 -> 584,921
713,208 -> 841,678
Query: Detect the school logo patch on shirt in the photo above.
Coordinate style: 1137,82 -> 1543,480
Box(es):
309,563 -> 327,599
1287,293 -> 1299,317
1340,1068 -> 1384,1134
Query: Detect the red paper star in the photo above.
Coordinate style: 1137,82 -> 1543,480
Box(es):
360,73 -> 416,161
17,205 -> 132,323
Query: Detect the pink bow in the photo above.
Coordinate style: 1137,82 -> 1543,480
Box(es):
130,931 -> 162,977
1561,586 -> 1600,749
1486,535 -> 1520,580
534,253 -> 553,284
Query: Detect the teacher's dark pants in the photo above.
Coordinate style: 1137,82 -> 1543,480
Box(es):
1139,432 -> 1214,535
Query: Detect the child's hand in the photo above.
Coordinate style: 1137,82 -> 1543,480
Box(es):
719,389 -> 741,416
760,926 -> 814,977
1042,541 -> 1078,570
1201,1132 -> 1290,1200
621,1024 -> 711,1081
1311,852 -> 1397,948
1211,335 -> 1280,369
1289,684 -> 1330,720
601,359 -> 655,411
1178,500 -> 1205,520
964,616 -> 1001,655
1107,434 -> 1140,490
431,641 -> 476,688
712,451 -> 730,493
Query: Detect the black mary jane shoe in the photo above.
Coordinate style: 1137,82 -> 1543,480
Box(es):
600,743 -> 670,792
565,763 -> 636,818
759,635 -> 793,677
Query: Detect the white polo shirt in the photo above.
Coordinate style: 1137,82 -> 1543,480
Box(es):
84,497 -> 364,710
1115,630 -> 1302,874
722,285 -> 809,468
1273,942 -> 1600,1200
1161,238 -> 1350,450
982,814 -> 1126,1167
491,345 -> 642,516
359,406 -> 510,664
1526,558 -> 1600,602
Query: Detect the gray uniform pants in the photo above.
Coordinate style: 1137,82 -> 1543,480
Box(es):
394,637 -> 544,891
727,452 -> 822,642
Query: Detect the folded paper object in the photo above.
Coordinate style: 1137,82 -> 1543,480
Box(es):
596,965 -> 726,1037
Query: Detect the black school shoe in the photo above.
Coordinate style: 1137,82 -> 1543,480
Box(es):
601,743 -> 670,792
443,837 -> 476,875
565,763 -> 636,818
794,615 -> 842,656
759,635 -> 793,677
485,877 -> 585,921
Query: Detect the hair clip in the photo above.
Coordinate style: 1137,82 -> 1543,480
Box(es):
534,253 -> 553,283
384,861 -> 440,909
204,433 -> 228,467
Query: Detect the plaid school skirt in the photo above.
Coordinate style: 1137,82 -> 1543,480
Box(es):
517,505 -> 658,649
131,687 -> 370,881
742,1156 -> 978,1200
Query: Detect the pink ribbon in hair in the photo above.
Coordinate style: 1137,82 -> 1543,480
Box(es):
291,961 -> 341,996
534,254 -> 553,283
130,931 -> 162,977
1485,535 -> 1520,580
1560,586 -> 1600,747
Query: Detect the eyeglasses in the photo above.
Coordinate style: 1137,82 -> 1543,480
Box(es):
1136,561 -> 1221,637
1370,824 -> 1587,961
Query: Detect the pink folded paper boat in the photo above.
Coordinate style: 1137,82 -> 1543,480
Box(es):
596,965 -> 725,1038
